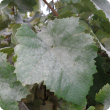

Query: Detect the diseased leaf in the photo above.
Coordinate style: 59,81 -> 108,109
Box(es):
58,11 -> 74,18
82,0 -> 109,21
0,0 -> 37,12
0,52 -> 29,110
91,0 -> 110,21
0,19 -> 10,31
95,84 -> 110,110
14,13 -> 23,24
14,18 -> 97,105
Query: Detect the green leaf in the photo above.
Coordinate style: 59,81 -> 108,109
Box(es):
14,18 -> 97,105
82,0 -> 109,21
0,52 -> 29,110
0,47 -> 14,55
95,84 -> 110,110
14,13 -> 23,24
88,54 -> 110,100
87,106 -> 95,110
57,99 -> 87,110
58,11 -> 74,18
60,0 -> 80,3
0,0 -> 37,12
97,30 -> 110,51
23,12 -> 41,23
0,19 -> 10,31
12,54 -> 17,63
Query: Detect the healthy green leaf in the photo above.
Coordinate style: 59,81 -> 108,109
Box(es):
60,0 -> 80,3
88,54 -> 110,100
14,17 -> 97,105
0,52 -> 29,110
87,106 -> 95,110
95,84 -> 110,110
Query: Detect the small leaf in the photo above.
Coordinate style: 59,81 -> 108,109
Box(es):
95,84 -> 110,110
0,0 -> 37,13
0,47 -> 14,55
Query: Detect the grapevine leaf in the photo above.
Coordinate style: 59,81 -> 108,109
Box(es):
82,0 -> 109,21
0,52 -> 29,110
14,18 -> 97,105
88,54 -> 110,100
87,106 -> 95,110
0,0 -> 37,12
95,84 -> 110,110
91,0 -> 110,21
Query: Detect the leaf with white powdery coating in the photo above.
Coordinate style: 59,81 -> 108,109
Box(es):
82,0 -> 109,21
0,52 -> 29,110
95,84 -> 110,110
91,0 -> 110,21
14,17 -> 97,105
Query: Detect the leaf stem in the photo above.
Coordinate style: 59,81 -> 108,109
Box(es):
43,0 -> 58,16
11,6 -> 15,15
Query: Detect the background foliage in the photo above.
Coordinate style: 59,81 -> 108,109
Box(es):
0,0 -> 110,110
